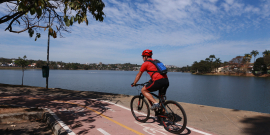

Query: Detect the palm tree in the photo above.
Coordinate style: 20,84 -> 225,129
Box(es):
209,55 -> 216,72
244,53 -> 252,63
214,58 -> 222,72
205,58 -> 210,62
263,50 -> 270,57
244,54 -> 252,73
209,55 -> 216,62
250,50 -> 259,63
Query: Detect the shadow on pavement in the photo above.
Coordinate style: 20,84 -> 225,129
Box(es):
240,115 -> 270,135
0,83 -> 131,134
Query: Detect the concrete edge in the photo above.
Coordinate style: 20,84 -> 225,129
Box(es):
42,109 -> 68,135
0,104 -> 69,135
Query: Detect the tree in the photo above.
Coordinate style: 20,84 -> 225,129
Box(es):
209,55 -> 216,62
214,58 -> 222,72
250,50 -> 259,63
264,55 -> 270,69
36,60 -> 46,68
253,57 -> 267,75
191,61 -> 198,73
243,54 -> 252,63
243,54 -> 252,73
229,56 -> 244,73
15,55 -> 28,86
0,0 -> 105,40
209,55 -> 216,72
263,50 -> 270,57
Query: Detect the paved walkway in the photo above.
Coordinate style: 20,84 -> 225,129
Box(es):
1,84 -> 270,135
0,95 -> 211,135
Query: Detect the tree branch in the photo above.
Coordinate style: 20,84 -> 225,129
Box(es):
4,11 -> 26,31
0,0 -> 15,4
8,25 -> 49,33
0,11 -> 25,24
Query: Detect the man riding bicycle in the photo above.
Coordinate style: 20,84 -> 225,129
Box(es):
131,49 -> 169,110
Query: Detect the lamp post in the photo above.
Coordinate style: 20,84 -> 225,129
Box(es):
46,10 -> 51,89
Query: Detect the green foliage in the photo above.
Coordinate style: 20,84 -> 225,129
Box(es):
253,57 -> 267,74
250,50 -> 259,63
28,28 -> 34,37
36,60 -> 46,68
264,55 -> 270,67
263,50 -> 270,57
15,55 -> 28,68
1,0 -> 105,41
192,55 -> 222,73
243,53 -> 252,63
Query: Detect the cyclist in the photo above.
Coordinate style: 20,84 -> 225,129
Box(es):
131,49 -> 169,110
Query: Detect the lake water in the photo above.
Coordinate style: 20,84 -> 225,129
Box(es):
1,69 -> 270,113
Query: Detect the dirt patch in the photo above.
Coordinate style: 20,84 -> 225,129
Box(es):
0,105 -> 30,114
0,104 -> 53,135
0,120 -> 53,135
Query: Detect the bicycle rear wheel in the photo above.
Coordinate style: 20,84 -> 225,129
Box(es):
160,100 -> 187,134
130,96 -> 150,123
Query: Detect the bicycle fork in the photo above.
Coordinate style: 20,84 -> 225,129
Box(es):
137,93 -> 145,111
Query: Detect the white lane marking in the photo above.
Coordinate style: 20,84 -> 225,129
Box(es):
45,108 -> 76,135
97,128 -> 111,135
135,121 -> 167,135
187,127 -> 212,135
99,99 -> 213,135
101,106 -> 115,112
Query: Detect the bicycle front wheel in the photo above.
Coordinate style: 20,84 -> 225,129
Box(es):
161,100 -> 187,134
130,96 -> 150,123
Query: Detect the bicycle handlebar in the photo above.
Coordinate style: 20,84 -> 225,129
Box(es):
132,82 -> 149,87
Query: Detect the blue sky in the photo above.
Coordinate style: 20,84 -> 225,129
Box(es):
1,0 -> 270,67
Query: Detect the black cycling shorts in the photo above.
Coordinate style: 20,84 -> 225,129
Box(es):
145,78 -> 169,95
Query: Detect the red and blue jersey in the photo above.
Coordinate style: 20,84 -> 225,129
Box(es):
140,58 -> 168,81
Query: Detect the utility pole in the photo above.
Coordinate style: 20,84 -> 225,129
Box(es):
46,10 -> 51,89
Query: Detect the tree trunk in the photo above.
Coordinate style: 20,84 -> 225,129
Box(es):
22,69 -> 24,86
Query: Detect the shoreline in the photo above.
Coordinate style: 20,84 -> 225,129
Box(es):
193,72 -> 270,77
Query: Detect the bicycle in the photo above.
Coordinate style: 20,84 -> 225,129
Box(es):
130,82 -> 187,134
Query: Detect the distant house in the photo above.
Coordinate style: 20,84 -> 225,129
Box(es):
57,64 -> 64,68
28,63 -> 36,67
8,63 -> 15,66
165,65 -> 178,68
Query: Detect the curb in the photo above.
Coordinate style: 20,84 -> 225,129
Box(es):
43,109 -> 68,135
0,104 -> 69,135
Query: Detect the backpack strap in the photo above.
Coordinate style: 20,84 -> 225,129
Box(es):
145,60 -> 158,78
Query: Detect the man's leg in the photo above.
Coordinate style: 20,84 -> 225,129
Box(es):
141,86 -> 158,104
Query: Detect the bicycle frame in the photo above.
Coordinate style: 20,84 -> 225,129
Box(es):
132,82 -> 187,134
138,92 -> 169,118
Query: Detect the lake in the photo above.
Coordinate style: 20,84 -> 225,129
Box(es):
0,69 -> 270,113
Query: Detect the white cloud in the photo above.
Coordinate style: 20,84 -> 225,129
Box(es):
1,0 -> 270,67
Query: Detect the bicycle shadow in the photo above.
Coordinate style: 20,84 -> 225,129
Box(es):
142,117 -> 191,135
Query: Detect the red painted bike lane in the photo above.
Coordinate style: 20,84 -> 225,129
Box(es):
0,95 -> 213,135
49,99 -> 214,135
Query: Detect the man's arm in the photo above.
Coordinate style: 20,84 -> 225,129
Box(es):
133,71 -> 143,85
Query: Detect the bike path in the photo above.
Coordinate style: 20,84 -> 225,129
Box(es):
0,95 -> 213,135
50,99 -> 213,135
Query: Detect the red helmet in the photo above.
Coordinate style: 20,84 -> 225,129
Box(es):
142,49 -> 153,56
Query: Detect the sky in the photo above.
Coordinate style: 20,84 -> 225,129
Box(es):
0,0 -> 270,67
